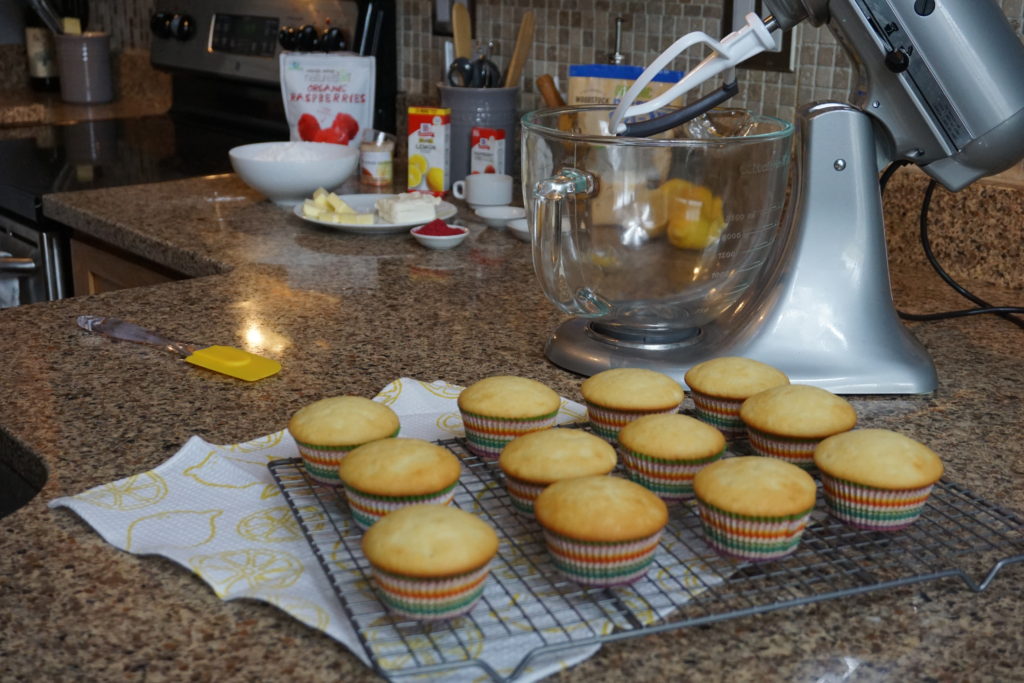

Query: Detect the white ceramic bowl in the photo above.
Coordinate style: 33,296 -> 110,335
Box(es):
229,141 -> 359,206
475,205 -> 526,229
410,224 -> 470,250
506,218 -> 531,242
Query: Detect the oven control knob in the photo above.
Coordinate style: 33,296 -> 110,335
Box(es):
150,12 -> 173,39
170,13 -> 195,41
321,27 -> 345,52
279,26 -> 298,50
296,24 -> 319,51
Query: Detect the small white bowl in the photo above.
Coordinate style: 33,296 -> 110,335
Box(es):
410,224 -> 470,250
229,141 -> 359,206
475,205 -> 526,229
506,218 -> 531,242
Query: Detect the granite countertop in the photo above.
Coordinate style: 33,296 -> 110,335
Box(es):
1,174 -> 1022,680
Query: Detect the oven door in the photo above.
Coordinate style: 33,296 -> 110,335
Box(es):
0,212 -> 68,309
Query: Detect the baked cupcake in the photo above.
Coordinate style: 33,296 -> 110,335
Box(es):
457,376 -> 561,459
534,475 -> 668,586
739,384 -> 857,469
693,456 -> 817,561
814,429 -> 944,531
580,368 -> 685,443
498,428 -> 617,516
361,504 -> 499,621
617,413 -> 727,501
337,438 -> 462,529
684,356 -> 789,438
289,396 -> 401,484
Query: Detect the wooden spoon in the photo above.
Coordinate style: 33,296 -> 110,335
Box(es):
451,2 -> 472,61
503,10 -> 535,88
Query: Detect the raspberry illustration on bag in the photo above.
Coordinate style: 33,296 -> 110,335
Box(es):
280,53 -> 376,147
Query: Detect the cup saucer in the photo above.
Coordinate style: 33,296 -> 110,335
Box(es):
468,201 -> 510,211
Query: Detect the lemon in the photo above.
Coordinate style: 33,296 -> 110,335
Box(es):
407,164 -> 423,189
661,179 -> 726,249
409,154 -> 429,174
426,166 -> 445,192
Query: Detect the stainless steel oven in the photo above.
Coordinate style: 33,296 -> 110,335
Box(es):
0,213 -> 66,308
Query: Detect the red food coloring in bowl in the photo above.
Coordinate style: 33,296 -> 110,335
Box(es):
415,220 -> 465,236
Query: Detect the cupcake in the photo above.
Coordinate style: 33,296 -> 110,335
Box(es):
580,368 -> 685,442
814,429 -> 944,531
361,504 -> 499,620
617,413 -> 727,501
337,438 -> 462,529
534,475 -> 669,586
693,456 -> 817,561
739,384 -> 857,469
457,376 -> 561,459
289,396 -> 401,485
684,356 -> 789,438
498,428 -> 617,516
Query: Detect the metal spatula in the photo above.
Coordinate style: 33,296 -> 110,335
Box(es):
77,315 -> 281,382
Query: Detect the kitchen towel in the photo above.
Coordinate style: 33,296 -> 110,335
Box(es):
50,378 -> 723,681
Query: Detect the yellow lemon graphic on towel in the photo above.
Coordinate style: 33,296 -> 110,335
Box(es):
76,472 -> 168,510
236,507 -> 304,543
189,548 -> 304,596
426,166 -> 445,193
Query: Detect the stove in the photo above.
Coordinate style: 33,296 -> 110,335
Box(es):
0,0 -> 396,308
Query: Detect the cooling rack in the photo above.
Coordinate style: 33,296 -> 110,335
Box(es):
269,436 -> 1024,682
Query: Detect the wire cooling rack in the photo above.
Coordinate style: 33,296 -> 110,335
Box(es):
269,436 -> 1024,682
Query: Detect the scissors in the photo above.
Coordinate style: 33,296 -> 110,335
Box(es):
447,42 -> 501,88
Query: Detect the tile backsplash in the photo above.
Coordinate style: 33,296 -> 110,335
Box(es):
39,0 -> 1024,124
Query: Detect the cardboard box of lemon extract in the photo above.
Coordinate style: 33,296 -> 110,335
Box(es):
407,107 -> 450,194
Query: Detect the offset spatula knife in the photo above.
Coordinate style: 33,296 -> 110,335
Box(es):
77,315 -> 281,381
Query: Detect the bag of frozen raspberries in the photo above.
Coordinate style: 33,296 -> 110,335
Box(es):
279,52 -> 376,147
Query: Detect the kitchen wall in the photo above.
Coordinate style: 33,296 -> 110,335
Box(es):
17,0 -> 1023,124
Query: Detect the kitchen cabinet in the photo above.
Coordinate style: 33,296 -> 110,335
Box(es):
70,236 -> 182,295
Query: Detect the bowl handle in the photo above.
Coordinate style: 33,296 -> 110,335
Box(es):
530,168 -> 612,317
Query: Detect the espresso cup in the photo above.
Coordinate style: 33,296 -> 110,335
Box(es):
452,173 -> 513,208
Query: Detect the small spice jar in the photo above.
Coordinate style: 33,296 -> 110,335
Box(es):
359,129 -> 395,187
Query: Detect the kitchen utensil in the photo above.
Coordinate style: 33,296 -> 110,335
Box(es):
503,10 -> 534,88
28,0 -> 63,34
77,315 -> 281,381
439,84 -> 518,182
446,44 -> 501,88
409,224 -> 469,250
228,141 -> 358,207
451,1 -> 472,60
474,205 -> 525,229
535,74 -> 565,108
453,173 -> 512,208
523,105 -> 793,384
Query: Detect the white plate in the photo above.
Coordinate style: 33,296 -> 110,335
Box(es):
292,194 -> 457,234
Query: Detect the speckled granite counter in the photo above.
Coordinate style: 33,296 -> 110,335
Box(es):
1,174 -> 1023,681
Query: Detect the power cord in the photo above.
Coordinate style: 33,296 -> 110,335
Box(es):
879,162 -> 1024,330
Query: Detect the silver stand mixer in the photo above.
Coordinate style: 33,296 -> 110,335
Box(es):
524,0 -> 1024,394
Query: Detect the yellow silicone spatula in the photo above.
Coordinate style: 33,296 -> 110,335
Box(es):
77,315 -> 281,381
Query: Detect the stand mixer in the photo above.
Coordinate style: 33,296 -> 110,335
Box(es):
523,0 -> 1024,394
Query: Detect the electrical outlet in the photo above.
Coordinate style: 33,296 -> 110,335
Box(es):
722,0 -> 795,73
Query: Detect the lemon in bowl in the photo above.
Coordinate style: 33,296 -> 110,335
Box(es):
229,141 -> 358,207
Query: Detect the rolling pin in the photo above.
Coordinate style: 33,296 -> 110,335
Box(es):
535,74 -> 566,107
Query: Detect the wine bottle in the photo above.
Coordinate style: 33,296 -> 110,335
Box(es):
24,10 -> 59,92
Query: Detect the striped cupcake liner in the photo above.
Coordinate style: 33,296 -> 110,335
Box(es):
621,448 -> 726,501
542,529 -> 663,587
745,427 -> 823,469
586,402 -> 681,443
371,562 -> 492,621
503,476 -> 547,516
460,409 -> 558,460
696,500 -> 813,561
343,483 -> 458,530
820,474 -> 934,531
690,392 -> 746,438
295,427 -> 401,485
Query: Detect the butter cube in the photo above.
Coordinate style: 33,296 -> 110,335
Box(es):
327,193 -> 356,214
302,199 -> 325,219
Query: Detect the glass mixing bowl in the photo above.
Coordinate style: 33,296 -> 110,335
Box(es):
522,106 -> 793,346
